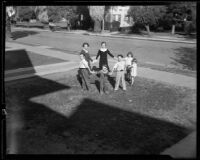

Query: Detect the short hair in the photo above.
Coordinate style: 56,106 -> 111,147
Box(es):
127,51 -> 133,57
102,64 -> 108,68
117,54 -> 123,58
132,58 -> 137,63
82,42 -> 89,47
101,42 -> 106,46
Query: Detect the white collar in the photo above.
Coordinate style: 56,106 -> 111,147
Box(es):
100,48 -> 107,52
83,48 -> 88,53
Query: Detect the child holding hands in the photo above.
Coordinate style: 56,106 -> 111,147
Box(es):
129,58 -> 138,86
96,65 -> 110,95
78,53 -> 95,91
124,51 -> 134,81
109,55 -> 126,91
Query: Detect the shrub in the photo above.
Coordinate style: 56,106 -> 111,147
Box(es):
111,21 -> 120,31
18,7 -> 36,22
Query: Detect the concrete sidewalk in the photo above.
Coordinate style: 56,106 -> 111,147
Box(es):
12,27 -> 196,44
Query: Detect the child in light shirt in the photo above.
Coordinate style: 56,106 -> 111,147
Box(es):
124,51 -> 134,81
130,58 -> 138,86
109,55 -> 126,91
78,53 -> 95,91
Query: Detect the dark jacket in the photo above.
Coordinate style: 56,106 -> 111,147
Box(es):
96,49 -> 114,70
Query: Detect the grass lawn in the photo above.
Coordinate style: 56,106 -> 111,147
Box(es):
138,62 -> 196,78
45,47 -> 197,78
5,50 -> 66,70
5,69 -> 196,154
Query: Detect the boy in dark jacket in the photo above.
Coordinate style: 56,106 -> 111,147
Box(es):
96,65 -> 110,95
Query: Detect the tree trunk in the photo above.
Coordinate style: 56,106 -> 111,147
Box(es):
93,19 -> 101,32
6,14 -> 12,41
110,12 -> 112,32
172,24 -> 175,35
145,25 -> 151,36
102,19 -> 104,32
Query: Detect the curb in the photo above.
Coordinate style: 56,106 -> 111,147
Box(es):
83,33 -> 196,44
13,27 -> 196,44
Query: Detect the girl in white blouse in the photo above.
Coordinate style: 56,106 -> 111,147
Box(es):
124,51 -> 134,81
130,58 -> 138,86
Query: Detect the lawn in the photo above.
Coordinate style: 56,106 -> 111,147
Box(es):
5,49 -> 66,70
5,69 -> 196,154
138,62 -> 196,78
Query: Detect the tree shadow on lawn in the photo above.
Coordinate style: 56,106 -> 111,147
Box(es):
171,47 -> 196,71
11,30 -> 39,40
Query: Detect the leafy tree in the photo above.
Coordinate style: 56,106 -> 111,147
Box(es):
128,6 -> 166,35
89,6 -> 105,32
6,11 -> 11,40
46,6 -> 60,22
17,6 -> 36,21
164,2 -> 196,34
6,6 -> 16,40
47,6 -> 78,24
35,6 -> 48,23
76,6 -> 93,30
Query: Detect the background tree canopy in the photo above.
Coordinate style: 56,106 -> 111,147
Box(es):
128,6 -> 167,34
47,6 -> 78,23
17,6 -> 36,21
89,6 -> 105,32
10,3 -> 196,34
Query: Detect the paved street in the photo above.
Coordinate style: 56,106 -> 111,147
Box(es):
11,27 -> 196,68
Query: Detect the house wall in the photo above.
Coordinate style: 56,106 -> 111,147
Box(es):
110,6 -> 133,27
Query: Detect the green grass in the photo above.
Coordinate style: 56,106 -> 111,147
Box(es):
5,50 -> 66,70
138,62 -> 196,78
6,69 -> 196,154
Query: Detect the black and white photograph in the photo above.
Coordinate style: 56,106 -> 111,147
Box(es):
3,1 -> 197,158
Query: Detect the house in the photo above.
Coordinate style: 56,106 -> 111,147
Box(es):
105,6 -> 133,28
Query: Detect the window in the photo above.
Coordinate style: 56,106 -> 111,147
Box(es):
124,16 -> 128,22
115,15 -> 118,21
118,15 -> 121,22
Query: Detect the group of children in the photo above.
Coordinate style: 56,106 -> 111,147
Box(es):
78,42 -> 137,95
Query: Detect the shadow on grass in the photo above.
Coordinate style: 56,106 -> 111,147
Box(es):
6,83 -> 192,154
11,30 -> 39,40
5,49 -> 65,70
5,49 -> 193,154
5,49 -> 71,155
171,47 -> 196,71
